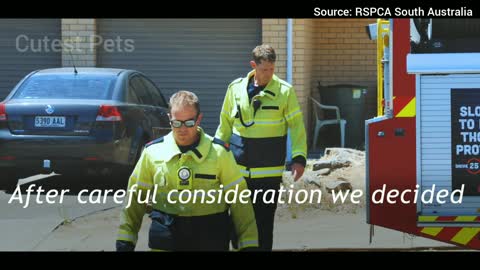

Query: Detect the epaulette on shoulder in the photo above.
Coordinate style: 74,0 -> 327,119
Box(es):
279,79 -> 292,89
145,137 -> 164,148
229,77 -> 243,86
212,137 -> 230,151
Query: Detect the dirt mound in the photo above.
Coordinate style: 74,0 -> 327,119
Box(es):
277,148 -> 366,220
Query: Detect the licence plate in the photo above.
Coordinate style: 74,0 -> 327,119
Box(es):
34,116 -> 66,128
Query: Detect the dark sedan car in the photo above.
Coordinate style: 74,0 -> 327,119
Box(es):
0,67 -> 171,190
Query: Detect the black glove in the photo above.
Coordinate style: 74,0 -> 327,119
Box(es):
116,240 -> 135,252
292,156 -> 307,167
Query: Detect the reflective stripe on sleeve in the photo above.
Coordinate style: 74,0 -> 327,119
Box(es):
221,110 -> 230,117
136,181 -> 152,189
285,108 -> 301,120
223,176 -> 244,190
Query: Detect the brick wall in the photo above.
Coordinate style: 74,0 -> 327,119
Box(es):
262,19 -> 287,80
61,19 -> 96,67
312,19 -> 377,88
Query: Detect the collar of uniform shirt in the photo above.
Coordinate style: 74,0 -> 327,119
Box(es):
178,137 -> 200,153
247,76 -> 264,102
156,128 -> 210,163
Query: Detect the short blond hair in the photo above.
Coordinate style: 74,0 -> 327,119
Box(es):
169,90 -> 200,115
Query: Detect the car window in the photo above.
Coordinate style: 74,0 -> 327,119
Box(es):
127,81 -> 141,104
139,75 -> 167,108
130,76 -> 154,106
14,74 -> 116,100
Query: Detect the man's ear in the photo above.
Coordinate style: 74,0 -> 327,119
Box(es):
250,60 -> 256,69
196,113 -> 203,124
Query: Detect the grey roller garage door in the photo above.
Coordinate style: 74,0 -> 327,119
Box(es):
0,19 -> 61,100
97,19 -> 261,135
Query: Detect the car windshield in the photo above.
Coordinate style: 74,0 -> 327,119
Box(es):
13,74 -> 117,100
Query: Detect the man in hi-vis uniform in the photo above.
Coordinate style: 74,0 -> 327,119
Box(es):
116,90 -> 258,251
215,44 -> 307,251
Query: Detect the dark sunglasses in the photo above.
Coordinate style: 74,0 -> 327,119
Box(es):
170,119 -> 196,128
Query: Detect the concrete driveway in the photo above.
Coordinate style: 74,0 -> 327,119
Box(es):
0,174 -> 120,251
